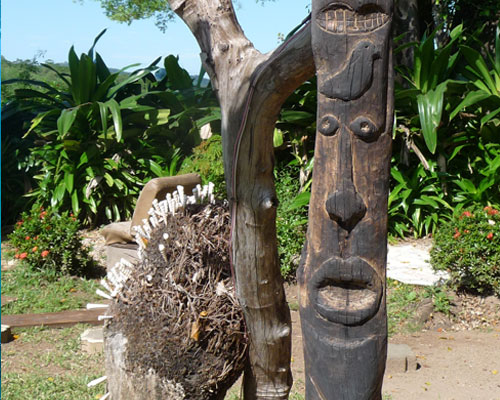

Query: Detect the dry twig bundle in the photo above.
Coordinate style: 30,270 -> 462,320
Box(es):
105,200 -> 246,399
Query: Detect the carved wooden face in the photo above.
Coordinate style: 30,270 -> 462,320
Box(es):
299,0 -> 393,396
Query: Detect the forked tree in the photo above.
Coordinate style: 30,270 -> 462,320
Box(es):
166,1 -> 393,399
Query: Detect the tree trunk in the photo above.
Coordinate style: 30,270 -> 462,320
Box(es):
298,0 -> 394,398
168,1 -> 314,398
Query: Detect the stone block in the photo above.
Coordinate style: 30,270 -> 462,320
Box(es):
386,343 -> 417,374
81,327 -> 104,354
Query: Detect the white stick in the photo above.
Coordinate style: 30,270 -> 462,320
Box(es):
86,303 -> 109,310
96,289 -> 113,300
87,375 -> 107,387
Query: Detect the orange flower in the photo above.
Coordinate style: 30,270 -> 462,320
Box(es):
453,228 -> 461,239
19,252 -> 28,259
25,236 -> 30,240
487,232 -> 494,240
41,250 -> 49,258
16,220 -> 23,226
461,211 -> 473,219
32,246 -> 38,252
14,253 -> 20,259
40,210 -> 47,219
464,229 -> 470,234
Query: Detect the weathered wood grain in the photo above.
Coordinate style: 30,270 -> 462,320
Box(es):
298,0 -> 394,398
101,2 -> 316,399
1,309 -> 103,328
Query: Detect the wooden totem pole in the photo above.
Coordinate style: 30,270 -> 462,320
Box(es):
299,1 -> 394,399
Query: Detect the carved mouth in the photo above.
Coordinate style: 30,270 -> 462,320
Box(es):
317,3 -> 389,34
309,257 -> 382,326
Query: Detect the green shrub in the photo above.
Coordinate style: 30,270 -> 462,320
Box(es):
179,135 -> 226,197
431,205 -> 500,295
8,206 -> 92,276
275,165 -> 308,279
4,31 -> 220,226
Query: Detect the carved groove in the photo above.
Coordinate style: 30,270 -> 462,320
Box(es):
309,257 -> 383,326
316,3 -> 389,34
318,114 -> 340,136
319,40 -> 380,100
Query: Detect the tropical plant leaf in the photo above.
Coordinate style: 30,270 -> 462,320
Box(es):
450,90 -> 492,120
417,82 -> 447,154
57,108 -> 78,136
164,55 -> 193,90
106,99 -> 122,141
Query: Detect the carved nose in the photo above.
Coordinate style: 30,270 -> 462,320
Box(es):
325,188 -> 366,232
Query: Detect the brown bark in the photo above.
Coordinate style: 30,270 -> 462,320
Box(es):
168,1 -> 314,398
298,0 -> 394,398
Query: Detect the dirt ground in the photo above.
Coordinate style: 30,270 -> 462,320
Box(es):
286,284 -> 500,400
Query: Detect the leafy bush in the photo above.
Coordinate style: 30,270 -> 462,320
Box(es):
275,164 -> 308,279
4,30 -> 220,226
431,205 -> 500,295
388,159 -> 453,237
180,135 -> 226,197
8,206 -> 93,276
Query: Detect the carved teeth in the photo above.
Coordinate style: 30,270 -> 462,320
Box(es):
318,5 -> 389,33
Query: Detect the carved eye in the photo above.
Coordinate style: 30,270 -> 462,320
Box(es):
318,115 -> 340,136
349,116 -> 380,142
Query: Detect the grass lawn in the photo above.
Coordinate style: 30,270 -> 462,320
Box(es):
2,240 -> 107,400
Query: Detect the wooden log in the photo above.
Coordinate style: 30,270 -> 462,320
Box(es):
299,0 -> 394,398
1,309 -> 103,328
168,1 -> 315,398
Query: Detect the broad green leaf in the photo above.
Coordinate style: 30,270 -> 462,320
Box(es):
287,191 -> 311,211
390,168 -> 406,184
71,190 -> 80,215
164,55 -> 193,90
104,172 -> 115,187
273,129 -> 284,148
14,88 -> 63,105
88,28 -> 107,60
78,53 -> 97,103
95,52 -> 111,82
112,203 -> 121,221
57,108 -> 78,136
195,109 -> 221,127
64,171 -> 74,194
68,46 -> 81,103
149,160 -> 164,177
461,45 -> 497,94
454,178 -> 477,193
155,109 -> 171,125
106,99 -> 123,141
480,107 -> 500,125
25,109 -> 60,137
54,181 -> 66,202
105,206 -> 112,221
280,110 -> 315,124
106,65 -> 152,98
97,102 -> 108,136
417,82 -> 447,154
450,90 -> 492,120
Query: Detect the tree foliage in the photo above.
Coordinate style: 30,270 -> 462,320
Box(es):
80,0 -> 276,32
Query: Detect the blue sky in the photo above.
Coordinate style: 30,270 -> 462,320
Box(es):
1,0 -> 311,75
